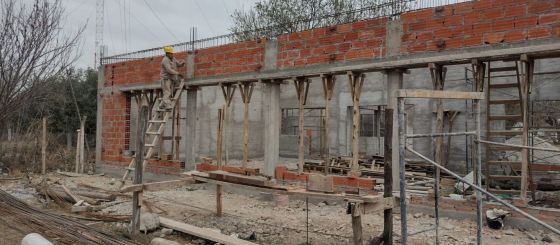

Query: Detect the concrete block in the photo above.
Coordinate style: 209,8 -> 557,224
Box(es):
307,174 -> 334,193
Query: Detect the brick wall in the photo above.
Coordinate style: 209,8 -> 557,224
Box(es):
194,39 -> 266,77
100,0 -> 560,171
400,0 -> 560,53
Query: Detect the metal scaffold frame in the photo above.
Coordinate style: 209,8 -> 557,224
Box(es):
396,89 -> 560,245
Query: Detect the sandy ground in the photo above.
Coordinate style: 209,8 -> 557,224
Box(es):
0,171 -> 558,245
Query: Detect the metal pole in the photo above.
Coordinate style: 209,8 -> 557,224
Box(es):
405,131 -> 476,138
398,98 -> 407,245
475,100 -> 483,245
406,147 -> 560,236
476,139 -> 560,153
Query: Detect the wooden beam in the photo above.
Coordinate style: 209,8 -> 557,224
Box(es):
160,217 -> 257,245
220,83 -> 236,165
216,107 -> 225,167
397,89 -> 484,100
348,72 -> 365,177
321,74 -> 336,174
294,77 -> 311,174
238,82 -> 254,169
131,105 -> 148,234
120,179 -> 195,193
519,57 -> 534,201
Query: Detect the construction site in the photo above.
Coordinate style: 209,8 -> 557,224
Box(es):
2,0 -> 560,244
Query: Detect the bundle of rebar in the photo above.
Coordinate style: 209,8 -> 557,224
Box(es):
0,189 -> 138,245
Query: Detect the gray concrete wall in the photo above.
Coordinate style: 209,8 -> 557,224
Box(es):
186,57 -> 560,175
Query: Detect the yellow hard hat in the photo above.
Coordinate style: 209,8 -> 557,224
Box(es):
163,46 -> 173,54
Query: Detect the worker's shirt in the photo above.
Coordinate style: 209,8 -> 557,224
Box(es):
160,56 -> 182,81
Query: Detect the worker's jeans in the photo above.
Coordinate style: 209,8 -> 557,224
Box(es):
160,79 -> 176,109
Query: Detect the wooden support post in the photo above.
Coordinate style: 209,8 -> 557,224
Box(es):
444,111 -> 460,166
519,55 -> 534,200
348,202 -> 363,245
382,109 -> 393,245
42,117 -> 47,175
216,184 -> 223,217
174,105 -> 181,160
79,116 -> 86,173
75,129 -> 81,173
221,83 -> 236,166
132,104 -> 148,234
216,107 -> 225,167
347,71 -> 365,177
471,59 -> 486,192
321,74 -> 336,174
429,63 -> 446,244
293,77 -> 310,174
238,82 -> 254,170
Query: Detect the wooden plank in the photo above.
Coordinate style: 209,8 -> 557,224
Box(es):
120,179 -> 195,193
348,72 -> 364,177
207,171 -> 273,187
307,174 -> 334,193
160,217 -> 256,245
397,89 -> 484,100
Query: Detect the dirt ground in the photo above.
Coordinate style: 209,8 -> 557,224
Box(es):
0,171 -> 558,245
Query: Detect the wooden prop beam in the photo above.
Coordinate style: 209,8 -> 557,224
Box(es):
220,83 -> 236,165
396,90 -> 484,100
321,74 -> 336,174
347,71 -> 365,177
470,59 -> 486,195
382,109 -> 393,245
429,62 -> 446,242
293,77 -> 311,174
131,104 -> 148,234
519,55 -> 535,200
238,82 -> 254,169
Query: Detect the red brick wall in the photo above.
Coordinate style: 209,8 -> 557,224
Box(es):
276,18 -> 388,68
100,0 -> 560,172
104,52 -> 187,86
400,0 -> 560,54
194,39 -> 266,77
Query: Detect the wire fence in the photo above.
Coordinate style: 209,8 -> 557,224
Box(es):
101,0 -> 471,65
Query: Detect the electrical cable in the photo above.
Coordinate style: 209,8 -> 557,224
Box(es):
193,0 -> 216,35
142,0 -> 180,42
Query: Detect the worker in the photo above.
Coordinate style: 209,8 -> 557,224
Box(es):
160,46 -> 185,110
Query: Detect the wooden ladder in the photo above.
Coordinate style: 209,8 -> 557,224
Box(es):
485,61 -> 526,195
120,80 -> 187,184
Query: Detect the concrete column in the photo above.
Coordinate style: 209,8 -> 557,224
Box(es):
185,88 -> 198,170
184,51 -> 197,170
95,65 -> 104,167
387,70 -> 403,191
385,19 -> 404,190
263,82 -> 280,177
262,39 -> 280,177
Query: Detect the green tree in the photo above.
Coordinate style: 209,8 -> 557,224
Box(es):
229,0 -> 410,40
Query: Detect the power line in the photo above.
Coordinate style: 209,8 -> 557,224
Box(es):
112,0 -> 163,47
141,0 -> 180,42
193,0 -> 216,36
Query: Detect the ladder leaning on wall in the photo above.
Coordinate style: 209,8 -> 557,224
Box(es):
120,80 -> 186,185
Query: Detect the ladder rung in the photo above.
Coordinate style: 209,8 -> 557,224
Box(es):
126,167 -> 135,171
489,83 -> 519,89
145,143 -> 156,147
488,175 -> 522,180
146,131 -> 160,135
489,66 -> 517,72
488,114 -> 522,120
487,161 -> 521,165
489,99 -> 520,105
148,120 -> 166,123
487,130 -> 524,136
